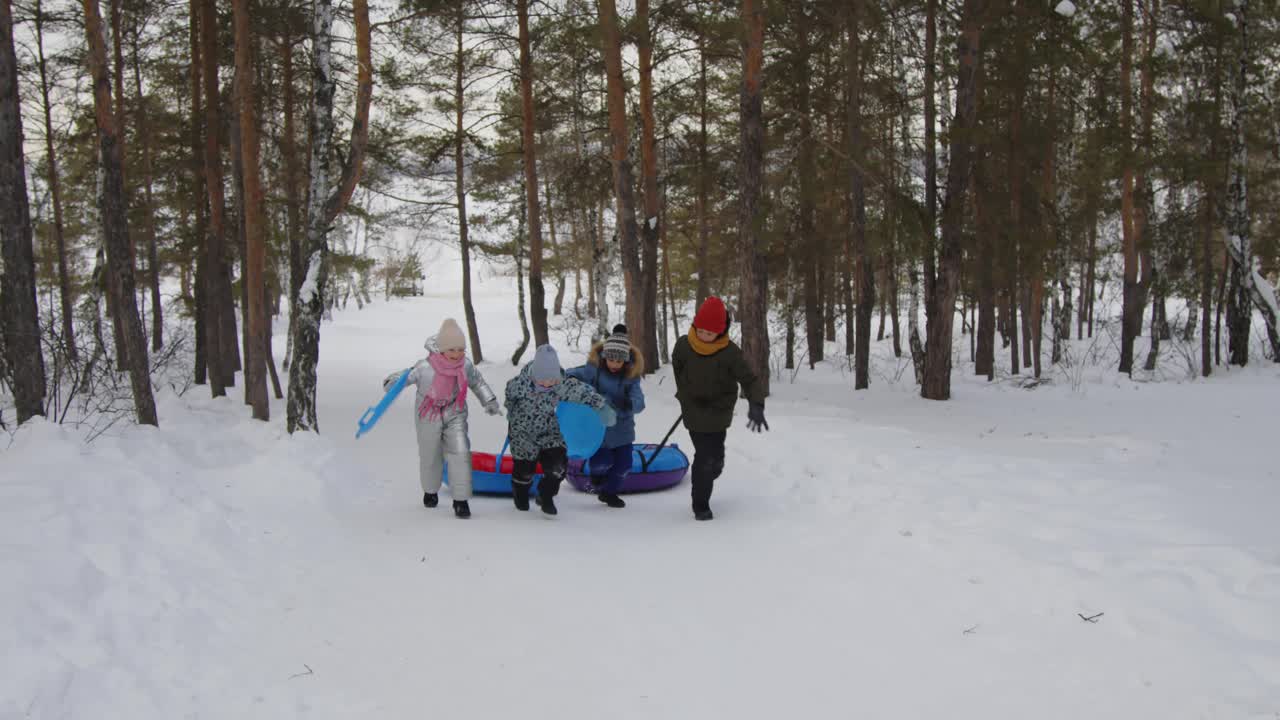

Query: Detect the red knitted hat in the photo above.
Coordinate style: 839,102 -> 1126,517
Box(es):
693,296 -> 728,334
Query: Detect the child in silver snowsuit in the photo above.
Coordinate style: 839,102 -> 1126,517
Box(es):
383,318 -> 500,518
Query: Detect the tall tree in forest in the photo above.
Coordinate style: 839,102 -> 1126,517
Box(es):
848,0 -> 871,390
695,3 -> 711,307
129,22 -> 163,351
233,0 -> 268,419
599,0 -> 643,358
922,0 -> 985,400
0,0 -> 46,423
1223,0 -> 1280,362
1118,0 -> 1143,374
200,0 -> 231,395
453,3 -> 482,362
794,3 -> 822,368
515,0 -> 547,347
189,0 -> 207,385
636,0 -> 660,370
280,31 -> 303,371
286,0 -> 372,433
33,0 -> 75,361
737,0 -> 769,396
81,0 -> 158,425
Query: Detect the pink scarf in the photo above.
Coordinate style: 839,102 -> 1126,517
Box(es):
418,353 -> 468,421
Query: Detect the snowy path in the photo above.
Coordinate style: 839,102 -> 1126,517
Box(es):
4,256 -> 1279,719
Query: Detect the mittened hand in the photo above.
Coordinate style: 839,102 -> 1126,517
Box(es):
746,402 -> 769,433
484,400 -> 503,417
597,404 -> 618,427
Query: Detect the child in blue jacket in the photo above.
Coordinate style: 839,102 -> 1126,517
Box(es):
566,324 -> 646,508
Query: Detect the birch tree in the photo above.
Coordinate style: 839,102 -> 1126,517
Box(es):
287,0 -> 372,433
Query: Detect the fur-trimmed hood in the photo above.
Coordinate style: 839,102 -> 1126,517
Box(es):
586,342 -> 645,380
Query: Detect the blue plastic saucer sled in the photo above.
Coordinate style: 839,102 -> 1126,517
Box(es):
355,367 -> 411,439
555,401 -> 605,458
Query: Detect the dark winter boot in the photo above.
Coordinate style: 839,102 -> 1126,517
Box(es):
694,508 -> 714,521
598,493 -> 626,508
512,484 -> 530,512
535,494 -> 558,516
453,500 -> 471,519
423,492 -> 439,508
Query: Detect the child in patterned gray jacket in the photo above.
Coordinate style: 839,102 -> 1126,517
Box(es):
505,344 -> 615,516
384,318 -> 500,519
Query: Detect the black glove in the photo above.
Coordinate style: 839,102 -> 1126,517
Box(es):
746,402 -> 769,433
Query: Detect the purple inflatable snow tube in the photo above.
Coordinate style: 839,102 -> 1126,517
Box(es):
566,443 -> 689,494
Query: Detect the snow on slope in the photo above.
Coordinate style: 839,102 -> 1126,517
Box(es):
3,245 -> 1279,719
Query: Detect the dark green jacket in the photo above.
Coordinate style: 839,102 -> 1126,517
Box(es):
671,335 -> 764,433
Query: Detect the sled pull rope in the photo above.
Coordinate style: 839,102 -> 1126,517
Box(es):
642,415 -> 683,472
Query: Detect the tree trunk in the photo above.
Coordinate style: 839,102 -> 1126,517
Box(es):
265,284 -> 283,399
455,8 -> 482,362
539,135 -> 566,319
1,0 -> 46,423
797,10 -> 821,368
34,0 -> 76,361
200,0 -> 230,395
81,0 -> 157,426
974,161 -> 995,379
847,1 -> 871,390
189,0 -> 206,385
636,0 -> 660,370
887,241 -> 901,358
1118,0 -> 1141,374
512,188 -> 530,366
515,0 -> 547,347
233,0 -> 268,420
599,0 -> 644,360
286,0 -> 372,432
129,27 -> 163,352
923,0 -> 937,314
1223,0 -> 1280,362
738,0 -> 769,396
695,24 -> 710,307
230,82 -> 250,400
282,36 -> 303,372
592,191 -> 609,338
922,0 -> 985,400
785,262 -> 796,370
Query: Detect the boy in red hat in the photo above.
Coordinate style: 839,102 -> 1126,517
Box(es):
671,296 -> 768,520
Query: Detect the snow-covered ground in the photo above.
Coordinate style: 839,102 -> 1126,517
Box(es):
3,247 -> 1279,719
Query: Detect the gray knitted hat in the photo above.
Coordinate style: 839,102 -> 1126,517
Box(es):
601,323 -> 631,362
531,344 -> 562,382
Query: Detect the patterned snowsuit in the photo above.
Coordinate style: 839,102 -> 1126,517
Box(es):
504,362 -> 606,499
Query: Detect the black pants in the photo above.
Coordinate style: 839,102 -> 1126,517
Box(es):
688,430 -> 726,513
513,446 -> 569,500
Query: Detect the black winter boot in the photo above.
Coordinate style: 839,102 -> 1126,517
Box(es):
535,494 -> 558,516
423,492 -> 439,508
512,484 -> 530,511
598,493 -> 626,508
453,500 -> 471,518
694,508 -> 714,521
